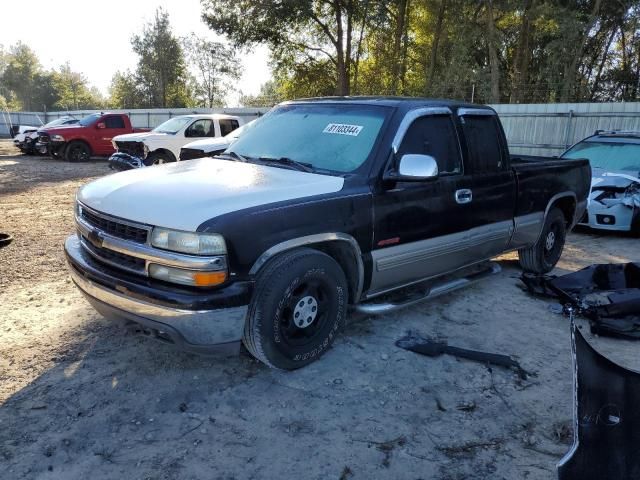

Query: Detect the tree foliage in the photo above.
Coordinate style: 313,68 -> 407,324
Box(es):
130,8 -> 192,108
182,33 -> 242,107
204,0 -> 640,103
0,42 -> 104,111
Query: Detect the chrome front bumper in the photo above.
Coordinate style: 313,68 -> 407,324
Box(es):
65,235 -> 247,355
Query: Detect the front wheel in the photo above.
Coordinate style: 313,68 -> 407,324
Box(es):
144,151 -> 176,166
243,248 -> 348,370
65,141 -> 91,162
518,207 -> 567,274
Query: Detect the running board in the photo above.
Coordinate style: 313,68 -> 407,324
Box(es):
353,262 -> 502,315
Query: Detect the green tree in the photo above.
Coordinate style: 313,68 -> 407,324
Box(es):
202,0 -> 362,95
239,80 -> 283,107
52,62 -> 104,110
1,42 -> 42,110
108,70 -> 142,108
182,33 -> 242,107
131,8 -> 192,107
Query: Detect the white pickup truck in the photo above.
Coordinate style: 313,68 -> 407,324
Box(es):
110,114 -> 242,166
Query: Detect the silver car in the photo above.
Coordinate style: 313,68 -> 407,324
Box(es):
562,130 -> 640,234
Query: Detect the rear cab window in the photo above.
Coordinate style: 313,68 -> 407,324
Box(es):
220,119 -> 240,137
459,109 -> 507,173
104,116 -> 125,129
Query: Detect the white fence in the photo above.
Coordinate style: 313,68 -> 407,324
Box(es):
491,102 -> 640,155
3,103 -> 640,156
0,107 -> 270,137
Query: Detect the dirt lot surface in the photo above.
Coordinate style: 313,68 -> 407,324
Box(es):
1,138 -> 638,479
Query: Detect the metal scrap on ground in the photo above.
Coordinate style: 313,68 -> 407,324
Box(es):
520,263 -> 640,339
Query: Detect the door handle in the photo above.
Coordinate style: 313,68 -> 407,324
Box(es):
455,189 -> 473,204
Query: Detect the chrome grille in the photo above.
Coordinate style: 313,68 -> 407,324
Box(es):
79,206 -> 149,244
80,238 -> 146,274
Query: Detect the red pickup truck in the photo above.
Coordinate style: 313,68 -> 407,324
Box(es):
37,113 -> 149,162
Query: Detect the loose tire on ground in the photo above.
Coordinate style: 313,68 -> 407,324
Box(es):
243,248 -> 348,370
518,207 -> 567,274
144,151 -> 176,166
64,141 -> 91,162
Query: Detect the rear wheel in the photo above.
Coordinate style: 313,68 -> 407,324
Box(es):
518,207 -> 567,274
243,248 -> 348,370
65,141 -> 91,162
144,151 -> 176,166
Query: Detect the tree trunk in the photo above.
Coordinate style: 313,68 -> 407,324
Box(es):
352,0 -> 371,94
590,26 -> 616,100
560,0 -> 602,102
425,0 -> 447,95
391,0 -> 408,94
510,0 -> 535,103
400,0 -> 411,93
486,0 -> 500,103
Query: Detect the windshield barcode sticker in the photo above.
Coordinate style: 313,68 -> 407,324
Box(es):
323,123 -> 363,136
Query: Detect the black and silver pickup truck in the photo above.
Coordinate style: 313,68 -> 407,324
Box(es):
65,97 -> 591,369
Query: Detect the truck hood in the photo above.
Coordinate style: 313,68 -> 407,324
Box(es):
78,159 -> 345,231
182,137 -> 231,152
113,131 -> 168,143
41,124 -> 83,135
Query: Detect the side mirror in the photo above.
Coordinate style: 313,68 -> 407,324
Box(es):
385,154 -> 439,182
96,122 -> 106,129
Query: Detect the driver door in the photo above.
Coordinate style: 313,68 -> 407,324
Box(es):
370,110 -> 475,295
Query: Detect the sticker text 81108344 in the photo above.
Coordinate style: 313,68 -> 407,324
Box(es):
323,123 -> 363,137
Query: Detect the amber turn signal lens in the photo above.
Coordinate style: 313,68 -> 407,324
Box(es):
192,271 -> 227,287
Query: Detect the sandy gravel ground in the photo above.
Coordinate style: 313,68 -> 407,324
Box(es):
1,138 -> 639,480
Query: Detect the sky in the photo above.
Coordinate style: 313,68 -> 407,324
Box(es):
0,0 -> 272,106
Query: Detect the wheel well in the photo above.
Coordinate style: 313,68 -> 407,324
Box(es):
67,139 -> 92,155
308,241 -> 360,303
153,148 -> 176,161
550,196 -> 576,226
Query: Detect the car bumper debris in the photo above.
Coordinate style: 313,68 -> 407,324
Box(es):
558,318 -> 640,480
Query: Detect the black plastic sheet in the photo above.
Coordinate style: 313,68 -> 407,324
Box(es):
558,322 -> 640,479
521,263 -> 640,339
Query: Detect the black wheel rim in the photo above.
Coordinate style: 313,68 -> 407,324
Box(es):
279,278 -> 332,347
70,146 -> 88,161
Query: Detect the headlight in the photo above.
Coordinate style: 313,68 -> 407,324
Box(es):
143,143 -> 150,157
148,264 -> 227,287
150,228 -> 226,255
111,139 -> 117,150
51,134 -> 65,142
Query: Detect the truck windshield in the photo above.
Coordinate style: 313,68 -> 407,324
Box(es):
154,117 -> 192,134
228,104 -> 388,173
79,113 -> 101,126
562,141 -> 640,172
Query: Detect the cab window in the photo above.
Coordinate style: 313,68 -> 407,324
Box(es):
104,116 -> 125,129
397,115 -> 462,175
461,114 -> 506,173
185,119 -> 215,137
220,119 -> 240,136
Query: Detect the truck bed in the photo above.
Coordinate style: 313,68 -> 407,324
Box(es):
511,155 -> 591,219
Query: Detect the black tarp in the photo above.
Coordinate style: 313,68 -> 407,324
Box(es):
558,321 -> 640,479
521,263 -> 640,339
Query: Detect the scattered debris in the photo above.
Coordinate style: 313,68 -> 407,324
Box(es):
396,334 -> 532,380
339,466 -> 354,480
0,233 -> 12,249
558,320 -> 640,480
437,439 -> 502,458
456,401 -> 477,412
521,262 -> 640,339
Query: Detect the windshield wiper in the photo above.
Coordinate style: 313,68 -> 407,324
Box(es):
219,151 -> 249,163
258,156 -> 314,173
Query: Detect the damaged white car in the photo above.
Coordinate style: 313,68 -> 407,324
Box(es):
562,130 -> 640,235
